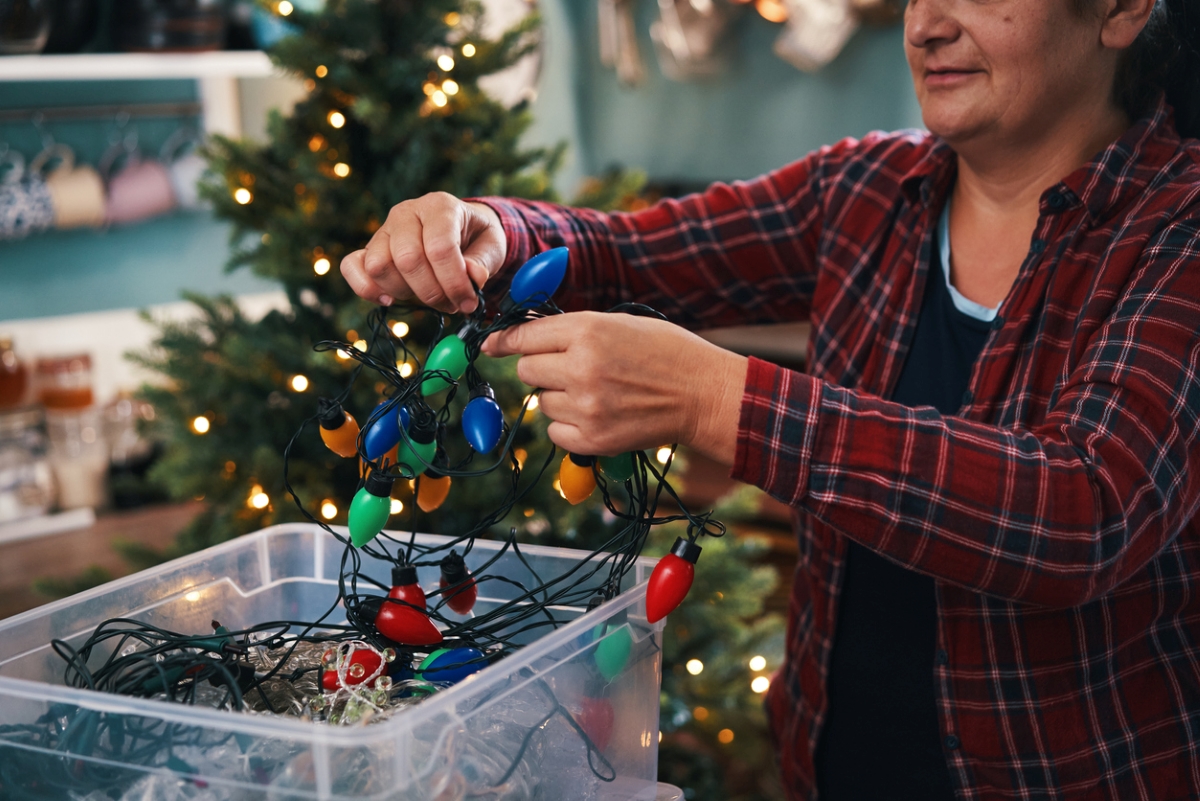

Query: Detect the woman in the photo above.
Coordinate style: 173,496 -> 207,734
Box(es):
341,0 -> 1200,797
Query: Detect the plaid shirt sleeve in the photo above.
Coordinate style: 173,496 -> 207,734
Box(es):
474,135 -> 914,331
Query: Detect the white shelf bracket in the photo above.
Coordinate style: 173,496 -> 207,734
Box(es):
198,75 -> 242,138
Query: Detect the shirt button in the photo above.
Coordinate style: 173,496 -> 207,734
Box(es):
945,735 -> 960,750
1047,193 -> 1066,210
1030,238 -> 1046,253
936,649 -> 949,665
991,316 -> 1005,330
961,390 -> 974,406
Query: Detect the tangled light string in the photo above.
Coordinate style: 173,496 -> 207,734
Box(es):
7,248 -> 724,799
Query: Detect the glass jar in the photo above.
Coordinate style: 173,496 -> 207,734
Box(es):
0,337 -> 28,410
35,353 -> 94,411
45,407 -> 108,510
0,406 -> 54,524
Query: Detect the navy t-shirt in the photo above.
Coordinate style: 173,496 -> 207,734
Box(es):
815,237 -> 993,800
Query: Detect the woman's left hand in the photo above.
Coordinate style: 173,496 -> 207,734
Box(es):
481,312 -> 748,466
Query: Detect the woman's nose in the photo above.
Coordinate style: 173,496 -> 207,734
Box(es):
906,0 -> 961,50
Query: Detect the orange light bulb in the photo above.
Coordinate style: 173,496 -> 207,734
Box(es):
417,474 -> 451,513
318,402 -> 360,458
559,453 -> 597,505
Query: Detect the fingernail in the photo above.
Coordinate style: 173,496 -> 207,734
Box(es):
379,295 -> 393,306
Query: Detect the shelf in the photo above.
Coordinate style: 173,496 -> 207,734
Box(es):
0,51 -> 275,82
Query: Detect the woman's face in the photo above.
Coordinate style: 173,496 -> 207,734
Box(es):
905,0 -> 1118,147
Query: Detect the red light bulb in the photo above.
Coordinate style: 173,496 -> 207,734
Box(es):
646,537 -> 702,623
374,565 -> 443,646
320,644 -> 384,691
578,696 -> 615,752
439,550 -> 477,615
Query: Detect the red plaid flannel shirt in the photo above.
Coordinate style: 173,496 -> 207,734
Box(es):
479,100 -> 1200,800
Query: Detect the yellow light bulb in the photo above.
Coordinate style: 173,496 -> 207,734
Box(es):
233,188 -> 252,205
656,446 -> 672,464
336,348 -> 352,361
686,659 -> 704,675
431,91 -> 448,108
461,43 -> 476,57
437,54 -> 455,71
248,486 -> 270,509
191,416 -> 211,434
320,500 -> 337,520
277,0 -> 293,15
290,374 -> 309,392
389,498 -> 404,515
751,676 -> 771,694
315,64 -> 328,78
398,362 -> 414,378
442,80 -> 459,95
314,257 -> 331,275
391,321 -> 409,338
327,111 -> 346,129
718,728 -> 735,744
749,655 -> 767,671
524,394 -> 539,411
423,82 -> 437,96
333,162 -> 351,178
353,339 -> 367,352
444,11 -> 460,25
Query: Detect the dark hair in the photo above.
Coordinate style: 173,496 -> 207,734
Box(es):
1095,0 -> 1200,139
1113,0 -> 1200,136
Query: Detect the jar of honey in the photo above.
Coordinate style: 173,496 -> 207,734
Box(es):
0,337 -> 28,410
35,353 -> 94,411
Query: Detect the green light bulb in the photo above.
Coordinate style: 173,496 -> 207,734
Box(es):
593,621 -> 633,681
349,472 -> 394,548
421,332 -> 470,395
599,452 -> 637,483
397,417 -> 438,477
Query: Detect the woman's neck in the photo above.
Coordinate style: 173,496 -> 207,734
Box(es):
952,101 -> 1130,219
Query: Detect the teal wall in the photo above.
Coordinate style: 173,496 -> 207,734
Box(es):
0,2 -> 921,322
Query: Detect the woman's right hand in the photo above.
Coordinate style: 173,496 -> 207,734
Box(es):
339,192 -> 506,313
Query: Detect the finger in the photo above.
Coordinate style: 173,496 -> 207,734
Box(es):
340,249 -> 391,304
533,388 -> 572,422
421,209 -> 478,313
482,316 -> 577,358
516,353 -> 570,391
462,203 -> 506,287
389,214 -> 453,312
358,231 -> 410,304
546,420 -> 589,455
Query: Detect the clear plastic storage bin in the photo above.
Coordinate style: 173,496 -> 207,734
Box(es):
0,524 -> 665,800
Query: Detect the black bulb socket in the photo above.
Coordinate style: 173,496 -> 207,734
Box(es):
440,550 -> 469,584
409,415 -> 437,445
317,399 -> 346,430
670,537 -> 702,564
392,564 -> 418,587
469,383 -> 495,403
364,470 -> 394,498
568,453 -> 595,468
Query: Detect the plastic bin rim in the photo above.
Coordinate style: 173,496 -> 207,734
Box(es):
0,523 -> 662,745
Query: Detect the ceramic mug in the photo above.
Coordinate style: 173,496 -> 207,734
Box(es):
30,144 -> 105,230
0,147 -> 55,241
101,135 -> 176,225
160,127 -> 208,210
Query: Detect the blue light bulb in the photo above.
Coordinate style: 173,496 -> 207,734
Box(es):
508,247 -> 568,309
363,400 -> 410,461
462,384 -> 504,453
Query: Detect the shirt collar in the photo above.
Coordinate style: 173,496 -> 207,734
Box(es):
898,97 -> 1181,220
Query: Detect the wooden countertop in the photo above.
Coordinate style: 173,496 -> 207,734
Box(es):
0,502 -> 203,620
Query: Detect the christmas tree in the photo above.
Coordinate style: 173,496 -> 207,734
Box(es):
125,1 -> 785,797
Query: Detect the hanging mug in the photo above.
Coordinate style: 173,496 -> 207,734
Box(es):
101,130 -> 176,225
30,143 -> 105,230
0,147 -> 55,241
160,126 -> 208,210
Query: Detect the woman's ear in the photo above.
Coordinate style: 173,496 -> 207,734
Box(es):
1099,0 -> 1157,50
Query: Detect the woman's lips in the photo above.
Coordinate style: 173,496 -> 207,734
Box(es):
925,69 -> 984,88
